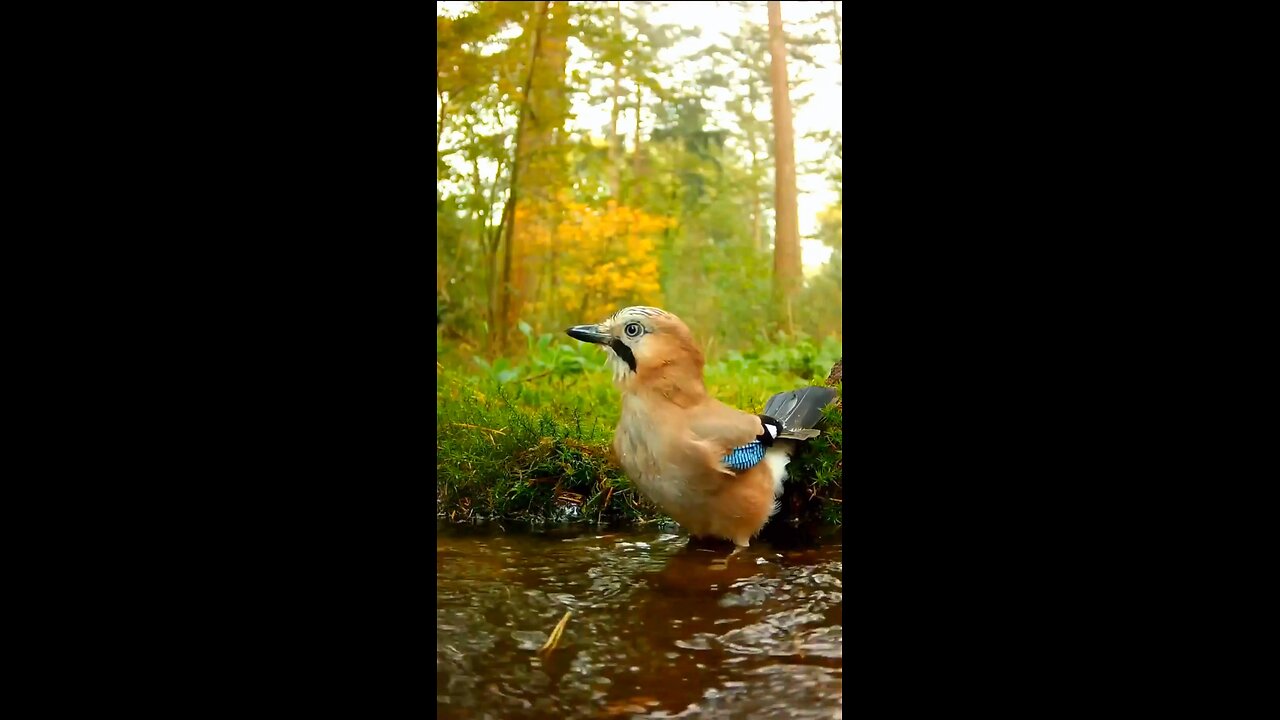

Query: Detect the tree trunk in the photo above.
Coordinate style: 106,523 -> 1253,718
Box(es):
505,1 -> 571,342
751,149 -> 761,251
465,141 -> 482,268
484,156 -> 507,350
436,97 -> 448,160
747,88 -> 762,252
498,0 -> 550,352
767,1 -> 802,316
607,2 -> 623,200
632,86 -> 643,186
436,65 -> 448,160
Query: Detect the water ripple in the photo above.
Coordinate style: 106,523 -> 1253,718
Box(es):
437,522 -> 842,719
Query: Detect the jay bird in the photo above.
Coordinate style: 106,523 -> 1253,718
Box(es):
567,306 -> 837,548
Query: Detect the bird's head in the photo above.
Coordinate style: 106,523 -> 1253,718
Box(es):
566,306 -> 705,391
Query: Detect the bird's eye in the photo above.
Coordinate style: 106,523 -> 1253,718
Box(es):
624,322 -> 643,338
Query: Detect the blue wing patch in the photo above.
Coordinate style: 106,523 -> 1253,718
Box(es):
722,441 -> 765,471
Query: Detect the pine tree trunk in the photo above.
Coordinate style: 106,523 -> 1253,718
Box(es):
510,0 -> 570,335
498,1 -> 549,352
632,86 -> 643,184
767,1 -> 802,310
436,95 -> 448,160
749,115 -> 761,252
607,1 -> 623,201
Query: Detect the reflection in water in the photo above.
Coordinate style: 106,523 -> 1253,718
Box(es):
437,521 -> 842,719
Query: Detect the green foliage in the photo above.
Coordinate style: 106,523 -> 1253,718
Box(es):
709,333 -> 842,383
515,321 -> 595,380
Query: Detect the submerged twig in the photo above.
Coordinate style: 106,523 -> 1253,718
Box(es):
537,610 -> 572,656
596,486 -> 614,525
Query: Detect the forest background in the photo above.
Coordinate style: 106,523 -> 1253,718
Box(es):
437,1 -> 843,524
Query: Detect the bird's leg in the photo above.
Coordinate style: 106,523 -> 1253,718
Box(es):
709,542 -> 748,571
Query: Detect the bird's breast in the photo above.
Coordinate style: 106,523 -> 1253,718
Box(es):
614,404 -> 662,487
614,399 -> 709,531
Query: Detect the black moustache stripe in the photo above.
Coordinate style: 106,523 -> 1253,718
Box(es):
610,338 -> 637,372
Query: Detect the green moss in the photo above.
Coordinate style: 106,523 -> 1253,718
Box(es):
436,374 -> 664,525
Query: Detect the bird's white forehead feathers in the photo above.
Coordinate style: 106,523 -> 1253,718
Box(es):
604,305 -> 673,327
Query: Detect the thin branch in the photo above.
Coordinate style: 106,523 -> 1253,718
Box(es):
832,1 -> 842,65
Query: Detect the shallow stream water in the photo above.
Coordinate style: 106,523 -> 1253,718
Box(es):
437,521 -> 842,718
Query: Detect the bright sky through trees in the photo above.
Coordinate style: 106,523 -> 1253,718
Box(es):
642,1 -> 839,272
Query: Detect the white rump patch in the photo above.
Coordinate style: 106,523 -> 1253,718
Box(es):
762,444 -> 792,511
766,424 -> 778,438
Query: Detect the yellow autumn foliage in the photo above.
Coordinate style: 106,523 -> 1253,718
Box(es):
507,197 -> 673,327
520,200 -> 673,323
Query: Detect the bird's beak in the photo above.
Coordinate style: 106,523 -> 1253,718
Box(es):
566,324 -> 611,345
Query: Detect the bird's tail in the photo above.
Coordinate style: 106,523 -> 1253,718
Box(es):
763,386 -> 838,441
